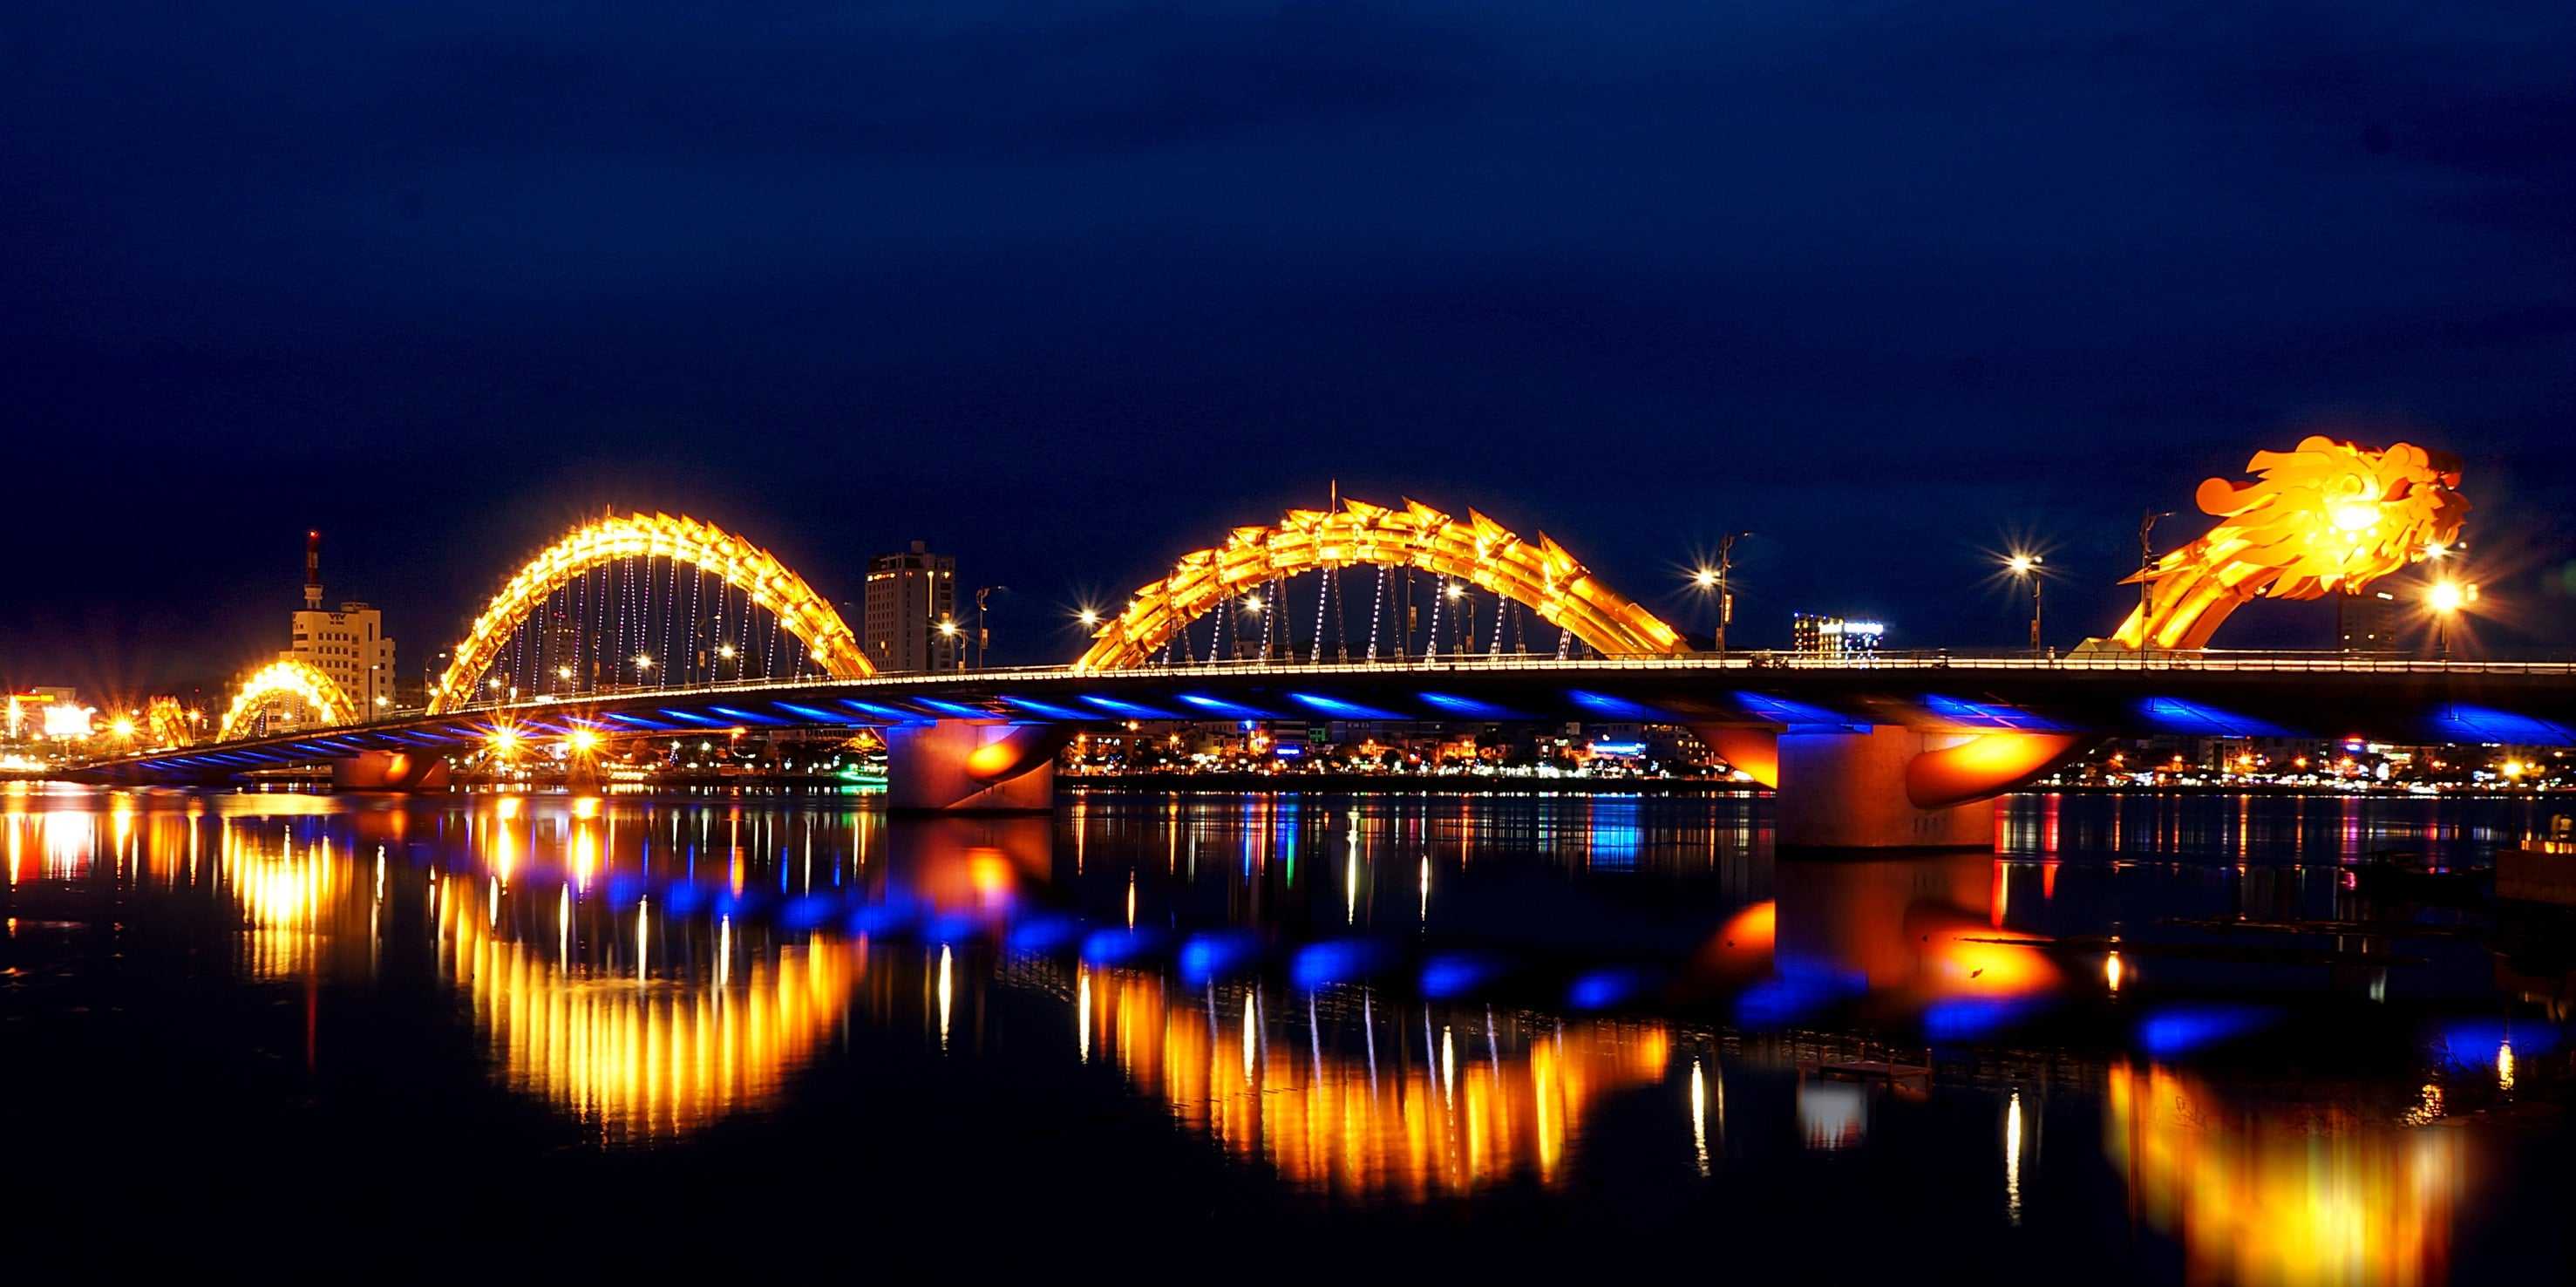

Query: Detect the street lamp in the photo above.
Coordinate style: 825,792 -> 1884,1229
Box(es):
1076,607 -> 1102,629
2426,579 -> 2477,657
1706,532 -> 1750,664
2005,553 -> 2044,658
973,586 -> 1006,670
936,617 -> 962,671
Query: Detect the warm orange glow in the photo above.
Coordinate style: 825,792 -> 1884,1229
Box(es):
2105,1063 -> 2461,1286
216,659 -> 359,741
963,739 -> 1020,777
430,512 -> 870,713
1906,732 -> 2083,809
1085,970 -> 1669,1200
1696,900 -> 1777,977
1075,495 -> 1684,670
438,887 -> 859,1141
1698,726 -> 1778,788
2114,437 -> 2468,650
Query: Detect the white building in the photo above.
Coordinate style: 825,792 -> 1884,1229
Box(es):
289,602 -> 398,712
862,541 -> 958,672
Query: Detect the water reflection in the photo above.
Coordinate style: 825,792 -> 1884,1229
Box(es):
435,884 -> 859,1141
2107,1063 -> 2463,1287
7,786 -> 2570,1280
1077,964 -> 1669,1199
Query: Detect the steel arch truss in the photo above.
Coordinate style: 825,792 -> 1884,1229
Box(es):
1076,496 -> 1686,671
428,511 -> 870,714
218,659 -> 357,741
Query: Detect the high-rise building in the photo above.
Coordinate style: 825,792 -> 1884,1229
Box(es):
2339,588 -> 2404,651
1791,613 -> 1885,658
285,532 -> 398,713
863,541 -> 958,672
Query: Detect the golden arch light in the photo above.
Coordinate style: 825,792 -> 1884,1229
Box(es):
428,511 -> 871,714
1075,496 -> 1686,671
216,659 -> 358,742
2113,436 -> 2469,650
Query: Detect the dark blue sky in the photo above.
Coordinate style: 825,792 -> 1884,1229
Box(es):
5,2 -> 2571,692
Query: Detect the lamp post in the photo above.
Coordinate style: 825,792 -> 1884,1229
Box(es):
2007,554 -> 2044,658
1705,531 -> 1750,664
2426,579 -> 2474,657
936,617 -> 962,671
974,586 -> 1006,670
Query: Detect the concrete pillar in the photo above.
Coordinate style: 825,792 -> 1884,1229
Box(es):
330,749 -> 453,792
1775,725 -> 1991,851
885,720 -> 1064,812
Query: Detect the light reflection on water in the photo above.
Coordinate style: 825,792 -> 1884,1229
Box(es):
1077,964 -> 1669,1199
2107,1062 -> 2463,1287
4,786 -> 2568,1280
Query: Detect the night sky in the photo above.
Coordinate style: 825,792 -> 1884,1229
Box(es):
6,3 -> 2571,695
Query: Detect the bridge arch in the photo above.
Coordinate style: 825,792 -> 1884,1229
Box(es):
1077,496 -> 1685,671
429,512 -> 871,714
218,659 -> 357,741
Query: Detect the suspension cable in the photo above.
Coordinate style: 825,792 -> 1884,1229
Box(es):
1423,575 -> 1444,664
1367,565 -> 1386,662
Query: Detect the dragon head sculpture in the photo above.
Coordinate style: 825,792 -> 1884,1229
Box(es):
2113,435 -> 2468,650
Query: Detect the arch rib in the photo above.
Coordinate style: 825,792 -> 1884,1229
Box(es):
428,512 -> 869,714
1077,497 -> 1684,671
218,659 -> 357,741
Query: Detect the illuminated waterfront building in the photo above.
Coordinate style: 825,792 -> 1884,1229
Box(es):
1791,613 -> 1885,658
863,540 -> 958,673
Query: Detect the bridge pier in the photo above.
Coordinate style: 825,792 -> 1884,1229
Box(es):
329,749 -> 453,792
1763,726 -> 2083,852
885,719 -> 1065,812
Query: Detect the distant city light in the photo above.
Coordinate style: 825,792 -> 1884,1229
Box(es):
43,705 -> 93,740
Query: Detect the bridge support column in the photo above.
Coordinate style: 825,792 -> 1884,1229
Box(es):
1776,726 -> 1994,851
330,750 -> 453,793
885,720 -> 1065,813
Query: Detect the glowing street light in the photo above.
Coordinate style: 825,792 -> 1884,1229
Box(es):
1241,594 -> 1264,614
633,653 -> 652,671
1706,532 -> 1749,663
2004,553 -> 2045,657
567,728 -> 600,756
109,716 -> 138,740
2425,579 -> 2477,657
1077,607 -> 1102,629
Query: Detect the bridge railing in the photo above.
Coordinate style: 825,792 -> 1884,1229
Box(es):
401,647 -> 2576,716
